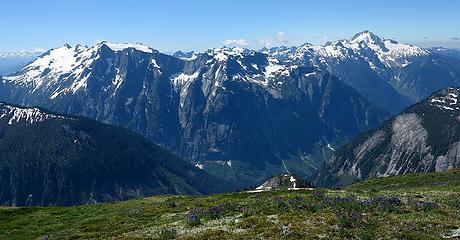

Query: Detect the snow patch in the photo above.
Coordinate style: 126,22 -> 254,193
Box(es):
125,97 -> 134,106
0,103 -> 73,125
150,58 -> 160,68
195,162 -> 204,170
171,72 -> 200,87
104,42 -> 153,53
327,143 -> 336,151
264,57 -> 289,78
429,88 -> 460,111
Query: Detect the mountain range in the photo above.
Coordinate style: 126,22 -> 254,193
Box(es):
0,102 -> 231,206
0,51 -> 41,75
263,31 -> 460,113
430,47 -> 460,60
1,31 -> 460,187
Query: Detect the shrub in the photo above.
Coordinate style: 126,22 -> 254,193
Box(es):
186,213 -> 201,227
203,202 -> 238,220
337,209 -> 363,229
449,199 -> 460,209
409,200 -> 439,211
186,208 -> 203,227
287,197 -> 304,208
362,196 -> 403,213
159,227 -> 177,239
322,195 -> 363,211
272,196 -> 288,210
166,200 -> 177,209
312,190 -> 326,200
241,207 -> 253,218
255,194 -> 263,201
363,196 -> 402,207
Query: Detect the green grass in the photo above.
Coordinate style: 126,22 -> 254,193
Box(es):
347,169 -> 460,192
1,170 -> 460,239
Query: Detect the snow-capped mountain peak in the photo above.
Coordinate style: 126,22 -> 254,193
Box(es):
350,30 -> 383,45
285,31 -> 429,70
347,31 -> 428,60
1,41 -> 166,102
346,30 -> 390,54
3,44 -> 98,92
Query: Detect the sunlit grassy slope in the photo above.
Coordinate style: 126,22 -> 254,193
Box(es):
1,170 -> 459,239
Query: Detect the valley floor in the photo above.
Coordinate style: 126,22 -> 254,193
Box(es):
1,170 -> 460,239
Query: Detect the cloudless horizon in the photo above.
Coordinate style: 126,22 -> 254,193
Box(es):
2,0 -> 460,53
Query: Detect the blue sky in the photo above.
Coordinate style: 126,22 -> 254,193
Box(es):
2,0 -> 460,52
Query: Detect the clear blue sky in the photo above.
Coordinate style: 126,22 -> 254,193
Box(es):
2,0 -> 460,52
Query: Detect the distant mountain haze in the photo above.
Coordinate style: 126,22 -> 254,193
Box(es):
0,51 -> 41,75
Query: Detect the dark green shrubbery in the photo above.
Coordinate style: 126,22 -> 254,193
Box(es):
159,227 -> 177,239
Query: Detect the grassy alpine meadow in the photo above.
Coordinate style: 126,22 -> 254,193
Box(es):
1,170 -> 459,240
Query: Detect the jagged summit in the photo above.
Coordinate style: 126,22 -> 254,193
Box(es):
350,30 -> 383,44
173,50 -> 199,60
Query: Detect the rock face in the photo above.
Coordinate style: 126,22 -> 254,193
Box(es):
255,173 -> 311,191
0,102 -> 233,206
0,42 -> 389,186
317,88 -> 460,187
